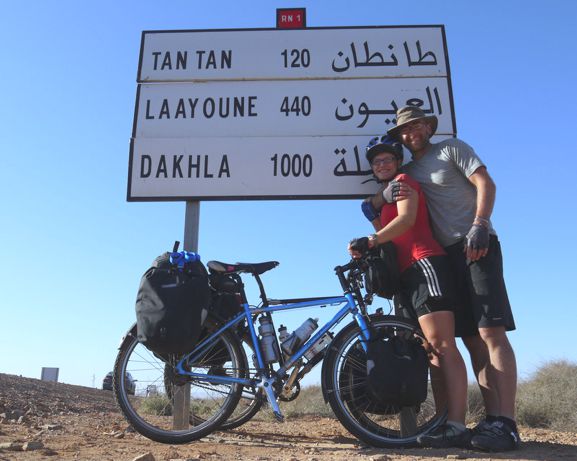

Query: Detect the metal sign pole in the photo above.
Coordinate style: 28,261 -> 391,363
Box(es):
173,200 -> 200,429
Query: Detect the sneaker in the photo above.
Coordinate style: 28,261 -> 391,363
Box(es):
417,424 -> 472,448
471,418 -> 493,434
470,421 -> 520,452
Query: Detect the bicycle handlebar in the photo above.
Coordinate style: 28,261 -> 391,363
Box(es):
334,258 -> 366,293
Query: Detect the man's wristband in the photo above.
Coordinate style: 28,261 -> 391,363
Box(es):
473,215 -> 490,227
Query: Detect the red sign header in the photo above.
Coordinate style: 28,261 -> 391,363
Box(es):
276,8 -> 306,29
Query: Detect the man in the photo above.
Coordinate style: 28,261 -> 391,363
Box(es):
371,106 -> 519,451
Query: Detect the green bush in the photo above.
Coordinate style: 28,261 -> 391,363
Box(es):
139,395 -> 172,416
516,360 -> 577,431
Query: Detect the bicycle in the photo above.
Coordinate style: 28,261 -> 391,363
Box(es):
113,255 -> 445,447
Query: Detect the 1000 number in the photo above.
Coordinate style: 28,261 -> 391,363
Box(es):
270,154 -> 312,177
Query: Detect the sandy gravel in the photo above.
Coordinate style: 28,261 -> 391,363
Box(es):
1,373 -> 576,461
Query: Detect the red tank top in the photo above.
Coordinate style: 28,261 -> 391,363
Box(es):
379,174 -> 445,273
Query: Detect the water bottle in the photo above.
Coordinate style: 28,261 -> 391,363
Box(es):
170,251 -> 200,269
304,332 -> 333,361
281,318 -> 318,356
278,325 -> 290,357
258,316 -> 279,363
278,325 -> 290,343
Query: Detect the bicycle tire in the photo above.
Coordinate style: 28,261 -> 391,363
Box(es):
322,314 -> 446,448
113,325 -> 244,444
219,337 -> 264,430
162,336 -> 264,430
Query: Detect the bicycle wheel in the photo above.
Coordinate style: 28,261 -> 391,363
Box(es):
162,335 -> 264,431
322,315 -> 446,448
219,337 -> 264,430
114,325 -> 244,444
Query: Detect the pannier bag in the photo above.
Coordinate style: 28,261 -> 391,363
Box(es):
364,241 -> 400,299
136,249 -> 210,354
365,332 -> 429,408
340,344 -> 401,415
208,272 -> 243,321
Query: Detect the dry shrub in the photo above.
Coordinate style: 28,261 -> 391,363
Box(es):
139,395 -> 172,416
253,385 -> 333,420
248,361 -> 577,430
280,385 -> 333,418
516,360 -> 577,431
466,384 -> 485,425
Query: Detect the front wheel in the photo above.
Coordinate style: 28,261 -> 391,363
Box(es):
113,325 -> 244,444
322,315 -> 446,448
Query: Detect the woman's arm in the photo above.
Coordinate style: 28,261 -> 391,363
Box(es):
370,189 -> 418,247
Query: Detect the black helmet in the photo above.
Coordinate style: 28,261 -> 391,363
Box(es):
366,134 -> 403,164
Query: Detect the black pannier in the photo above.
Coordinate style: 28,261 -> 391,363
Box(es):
365,332 -> 429,408
136,251 -> 210,354
364,242 -> 401,299
208,271 -> 244,321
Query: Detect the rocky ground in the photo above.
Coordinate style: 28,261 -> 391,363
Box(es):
1,373 -> 576,461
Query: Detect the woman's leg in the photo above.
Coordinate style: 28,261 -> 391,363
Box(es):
418,311 -> 468,424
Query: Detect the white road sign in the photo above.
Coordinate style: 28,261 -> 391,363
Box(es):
128,25 -> 455,201
138,26 -> 449,82
133,78 -> 453,138
129,135 -> 451,200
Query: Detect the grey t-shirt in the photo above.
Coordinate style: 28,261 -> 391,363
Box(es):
402,138 -> 495,247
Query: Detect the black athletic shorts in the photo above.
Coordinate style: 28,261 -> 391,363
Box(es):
397,255 -> 457,319
444,235 -> 516,337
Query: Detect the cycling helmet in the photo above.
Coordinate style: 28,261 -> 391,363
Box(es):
366,134 -> 403,164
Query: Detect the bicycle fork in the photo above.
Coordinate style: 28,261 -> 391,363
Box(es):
258,376 -> 284,422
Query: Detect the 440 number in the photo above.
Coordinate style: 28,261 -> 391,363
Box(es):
280,96 -> 311,116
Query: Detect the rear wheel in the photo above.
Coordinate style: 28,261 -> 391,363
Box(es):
162,336 -> 264,430
114,325 -> 244,444
219,337 -> 264,429
322,315 -> 446,448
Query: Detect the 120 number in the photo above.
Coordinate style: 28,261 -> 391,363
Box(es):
281,48 -> 311,68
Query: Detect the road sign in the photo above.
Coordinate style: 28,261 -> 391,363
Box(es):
133,79 -> 453,138
128,25 -> 455,201
128,134 -> 450,200
137,26 -> 449,82
277,8 -> 306,29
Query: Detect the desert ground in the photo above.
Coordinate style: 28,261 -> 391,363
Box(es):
1,373 -> 576,461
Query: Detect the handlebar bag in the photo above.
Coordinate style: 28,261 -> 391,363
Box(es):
136,252 -> 210,354
364,242 -> 400,299
366,332 -> 429,408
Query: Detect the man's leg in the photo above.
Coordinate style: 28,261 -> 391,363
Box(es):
462,333 -> 500,417
477,326 -> 517,420
468,326 -> 519,451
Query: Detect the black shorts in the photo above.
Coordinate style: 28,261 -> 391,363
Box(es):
444,235 -> 516,337
397,255 -> 456,319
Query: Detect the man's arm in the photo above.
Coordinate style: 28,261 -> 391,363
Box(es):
369,181 -> 414,210
466,166 -> 496,261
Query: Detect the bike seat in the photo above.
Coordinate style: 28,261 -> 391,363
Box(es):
207,260 -> 279,275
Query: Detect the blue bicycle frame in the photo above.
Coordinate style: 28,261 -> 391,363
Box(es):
175,291 -> 373,419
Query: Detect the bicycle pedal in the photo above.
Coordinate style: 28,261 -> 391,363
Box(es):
273,411 -> 285,423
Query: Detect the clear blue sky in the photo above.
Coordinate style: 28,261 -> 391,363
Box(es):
1,0 -> 576,388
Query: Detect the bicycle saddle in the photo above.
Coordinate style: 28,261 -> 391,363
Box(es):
207,260 -> 279,275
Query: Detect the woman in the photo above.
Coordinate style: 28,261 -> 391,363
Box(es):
349,135 -> 469,448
